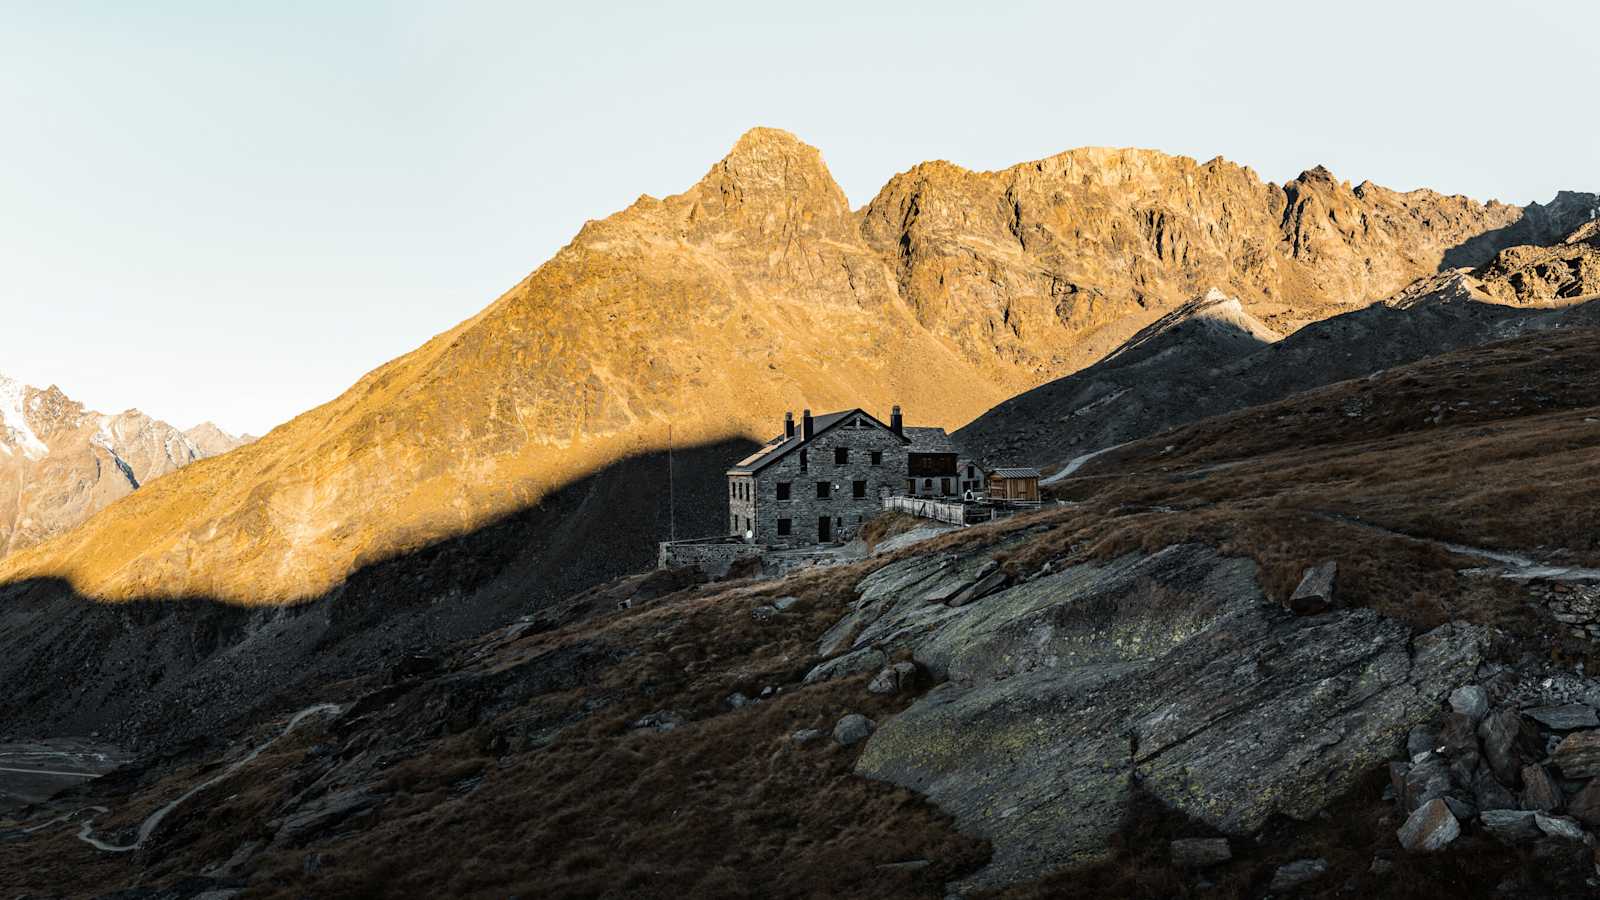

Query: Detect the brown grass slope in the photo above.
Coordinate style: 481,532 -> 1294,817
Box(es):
3,129 -> 1591,605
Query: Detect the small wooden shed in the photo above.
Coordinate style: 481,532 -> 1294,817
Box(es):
987,467 -> 1041,502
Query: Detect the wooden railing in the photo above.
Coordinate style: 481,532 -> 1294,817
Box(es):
882,495 -> 1047,527
882,495 -> 969,525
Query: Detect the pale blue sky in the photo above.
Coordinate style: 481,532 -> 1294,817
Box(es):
3,1 -> 1595,435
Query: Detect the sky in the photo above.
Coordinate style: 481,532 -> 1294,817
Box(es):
2,1 -> 1596,436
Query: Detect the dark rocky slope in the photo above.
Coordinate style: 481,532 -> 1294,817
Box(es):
957,223 -> 1600,472
6,327 -> 1600,898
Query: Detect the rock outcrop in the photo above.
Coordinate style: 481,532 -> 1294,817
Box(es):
844,543 -> 1485,890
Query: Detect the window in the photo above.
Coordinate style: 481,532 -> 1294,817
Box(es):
730,481 -> 736,499
816,481 -> 831,499
967,465 -> 975,478
923,479 -> 933,491
777,518 -> 791,536
835,447 -> 849,465
800,449 -> 807,472
906,479 -> 915,494
731,514 -> 738,532
852,480 -> 867,499
776,481 -> 791,501
870,450 -> 882,466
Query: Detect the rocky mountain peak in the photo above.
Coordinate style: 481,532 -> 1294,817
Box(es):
0,377 -> 242,559
690,126 -> 854,233
1291,164 -> 1341,188
182,421 -> 252,457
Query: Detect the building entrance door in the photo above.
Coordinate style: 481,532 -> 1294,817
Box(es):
817,515 -> 831,543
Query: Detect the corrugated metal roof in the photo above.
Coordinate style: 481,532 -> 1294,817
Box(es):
990,467 -> 1041,479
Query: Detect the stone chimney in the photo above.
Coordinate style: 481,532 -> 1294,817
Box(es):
890,405 -> 903,437
802,409 -> 814,441
784,411 -> 795,439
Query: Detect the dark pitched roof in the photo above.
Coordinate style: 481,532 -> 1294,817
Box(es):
903,426 -> 960,455
990,467 -> 1041,479
726,408 -> 905,475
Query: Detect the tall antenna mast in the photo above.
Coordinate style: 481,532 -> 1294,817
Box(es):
668,424 -> 676,542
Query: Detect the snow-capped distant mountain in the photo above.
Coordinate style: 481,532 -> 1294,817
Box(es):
0,372 -> 252,558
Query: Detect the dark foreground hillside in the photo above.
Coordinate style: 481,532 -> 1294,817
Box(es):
5,329 -> 1600,899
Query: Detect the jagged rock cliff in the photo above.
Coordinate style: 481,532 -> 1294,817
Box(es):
957,221 -> 1600,471
0,128 -> 1589,604
0,374 -> 249,558
858,150 -> 1592,377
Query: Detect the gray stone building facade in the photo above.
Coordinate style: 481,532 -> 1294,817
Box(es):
727,407 -> 915,547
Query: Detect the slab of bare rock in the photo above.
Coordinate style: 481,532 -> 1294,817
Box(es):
1480,708 -> 1537,787
866,661 -> 918,695
803,647 -> 886,685
1521,764 -> 1563,811
1407,725 -> 1439,758
1567,778 -> 1600,826
1398,798 -> 1460,852
1443,795 -> 1477,821
1473,769 -> 1520,812
208,840 -> 264,878
1170,837 -> 1231,868
1526,703 -> 1600,731
1450,685 -> 1491,722
1401,754 -> 1451,812
854,546 -> 1486,891
1439,712 -> 1480,755
276,789 -> 382,843
790,728 -> 825,745
819,537 -> 1034,660
1534,812 -> 1588,841
1480,809 -> 1541,842
833,714 -> 875,747
1447,747 -> 1481,785
1268,858 -> 1329,891
773,596 -> 800,611
1552,731 -> 1600,778
1288,561 -> 1337,615
948,570 -> 1009,608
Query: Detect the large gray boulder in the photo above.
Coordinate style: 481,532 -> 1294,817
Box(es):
1397,798 -> 1460,852
1480,809 -> 1541,842
1288,561 -> 1337,615
832,714 -> 875,747
848,545 -> 1486,891
1552,731 -> 1600,778
1449,685 -> 1490,722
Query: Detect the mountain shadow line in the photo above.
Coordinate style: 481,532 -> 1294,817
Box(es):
0,436 -> 762,752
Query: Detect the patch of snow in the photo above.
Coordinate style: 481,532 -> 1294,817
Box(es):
0,374 -> 48,459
